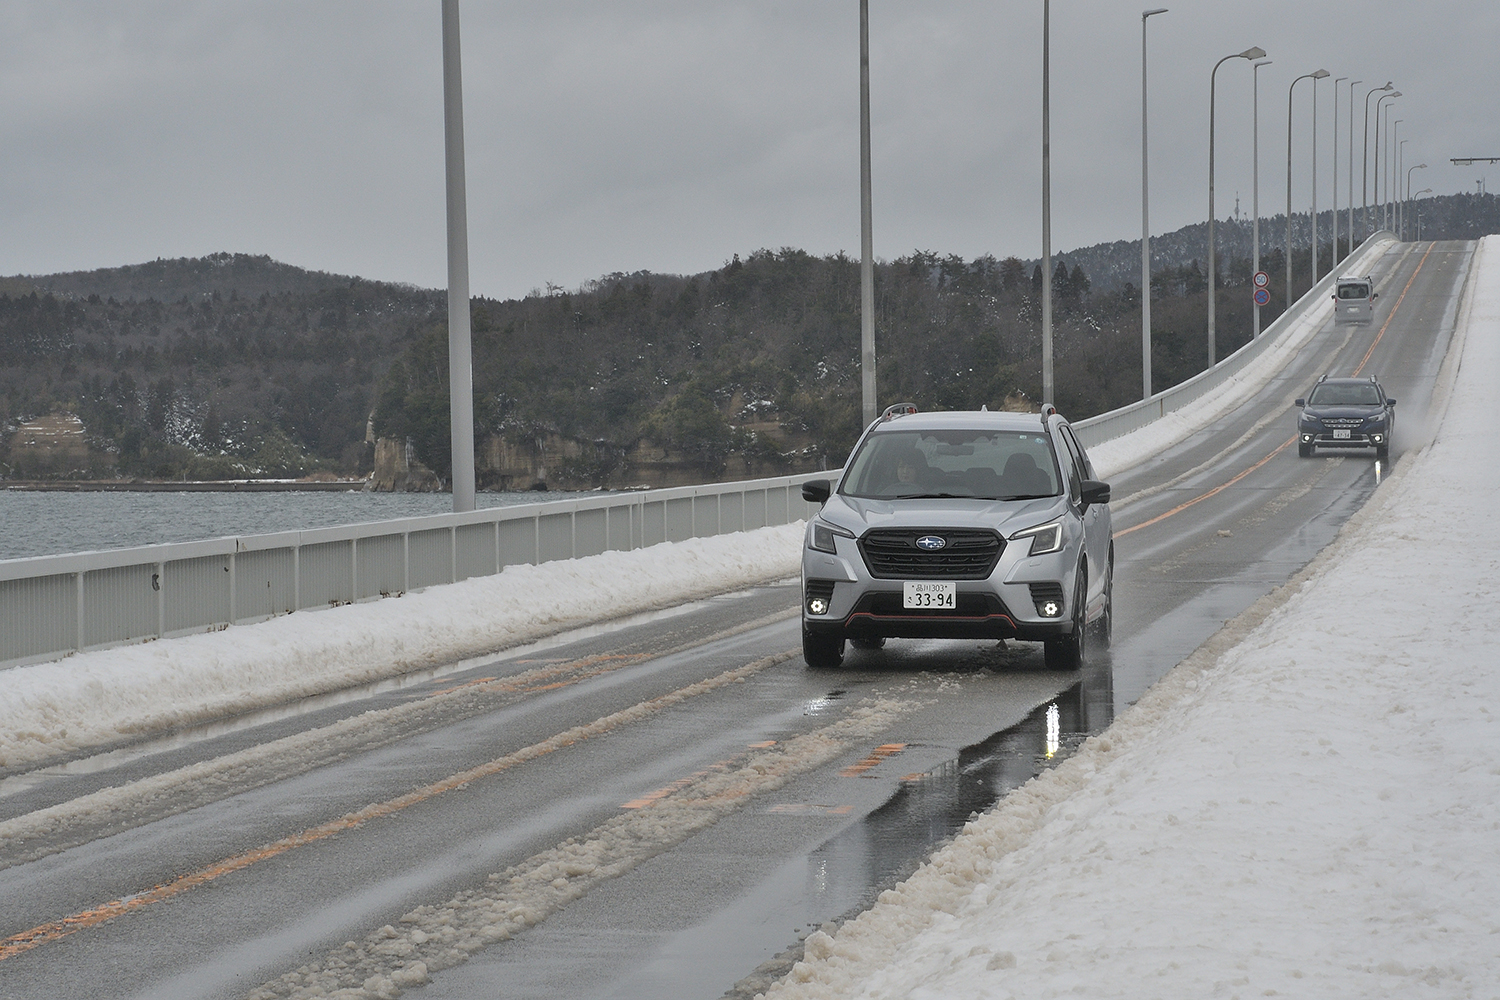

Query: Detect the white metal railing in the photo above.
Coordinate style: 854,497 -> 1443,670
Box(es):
0,473 -> 828,668
1071,231 -> 1394,450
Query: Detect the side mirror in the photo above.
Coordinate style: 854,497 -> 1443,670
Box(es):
1080,480 -> 1111,506
1331,293 -> 1337,300
1371,292 -> 1379,300
1387,398 -> 1397,406
1294,398 -> 1306,407
801,479 -> 831,505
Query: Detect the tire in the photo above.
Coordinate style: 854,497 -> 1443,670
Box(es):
1094,552 -> 1114,651
1298,442 -> 1312,458
803,627 -> 845,668
1044,565 -> 1087,670
849,637 -> 886,651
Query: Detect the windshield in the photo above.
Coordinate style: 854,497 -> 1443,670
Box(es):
1336,282 -> 1371,300
1308,382 -> 1384,406
842,428 -> 1061,500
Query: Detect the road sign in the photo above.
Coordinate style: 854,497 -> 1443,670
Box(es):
1254,288 -> 1271,307
1252,271 -> 1270,289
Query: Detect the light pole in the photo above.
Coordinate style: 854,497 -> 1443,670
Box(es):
1333,76 -> 1347,264
1347,79 -> 1361,254
1041,0 -> 1053,406
1287,69 -> 1327,309
1363,82 -> 1393,236
1140,7 -> 1168,399
441,0 -> 475,512
1373,92 -> 1400,231
1389,120 -> 1404,230
1404,159 -> 1424,240
859,0 -> 876,424
1413,187 -> 1432,240
1208,45 -> 1266,366
1311,70 -> 1329,282
1253,59 -> 1272,337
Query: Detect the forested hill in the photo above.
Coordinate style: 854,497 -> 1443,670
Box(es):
2,193 -> 1494,487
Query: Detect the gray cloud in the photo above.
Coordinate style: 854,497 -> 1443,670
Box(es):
2,1 -> 1495,298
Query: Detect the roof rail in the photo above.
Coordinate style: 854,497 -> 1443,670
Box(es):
880,402 -> 919,421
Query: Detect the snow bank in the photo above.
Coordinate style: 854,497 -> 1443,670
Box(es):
0,523 -> 803,770
1088,236 -> 1393,480
761,240 -> 1500,999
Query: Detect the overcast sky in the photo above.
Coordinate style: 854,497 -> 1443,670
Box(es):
3,2 -> 1496,299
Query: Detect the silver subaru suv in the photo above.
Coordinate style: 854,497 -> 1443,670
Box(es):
800,404 -> 1113,669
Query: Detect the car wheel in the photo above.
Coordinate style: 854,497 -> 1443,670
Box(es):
1094,552 -> 1114,651
803,627 -> 845,668
1298,442 -> 1312,458
1044,565 -> 1087,670
849,637 -> 886,650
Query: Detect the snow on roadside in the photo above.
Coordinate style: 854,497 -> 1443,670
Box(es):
0,523 -> 803,770
760,239 -> 1500,999
1087,236 -> 1394,480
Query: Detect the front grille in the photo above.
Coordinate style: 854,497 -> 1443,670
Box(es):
858,529 -> 1003,580
1321,417 -> 1364,428
852,592 -> 1010,618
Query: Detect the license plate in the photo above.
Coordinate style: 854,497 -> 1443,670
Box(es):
903,581 -> 956,609
1332,429 -> 1351,439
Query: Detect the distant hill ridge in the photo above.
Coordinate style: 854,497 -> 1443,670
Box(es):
9,252 -> 407,304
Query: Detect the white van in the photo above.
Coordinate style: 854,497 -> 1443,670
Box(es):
1333,275 -> 1377,325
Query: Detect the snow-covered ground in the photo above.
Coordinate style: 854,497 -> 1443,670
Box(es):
762,240 -> 1500,999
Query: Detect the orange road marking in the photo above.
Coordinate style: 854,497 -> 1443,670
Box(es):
1116,244 -> 1432,541
0,651 -> 794,962
838,743 -> 908,778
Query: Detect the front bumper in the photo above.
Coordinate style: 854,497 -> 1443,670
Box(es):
801,533 -> 1081,643
1300,428 -> 1387,449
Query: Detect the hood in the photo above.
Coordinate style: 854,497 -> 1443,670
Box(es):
1303,404 -> 1384,419
817,493 -> 1067,536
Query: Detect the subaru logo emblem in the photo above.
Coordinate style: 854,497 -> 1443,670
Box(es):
915,535 -> 947,551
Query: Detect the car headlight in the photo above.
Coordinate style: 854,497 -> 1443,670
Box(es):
1364,414 -> 1386,425
809,519 -> 855,554
1010,519 -> 1064,556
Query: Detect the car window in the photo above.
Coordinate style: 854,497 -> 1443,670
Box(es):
1337,283 -> 1371,300
841,428 -> 1062,499
1060,425 -> 1096,480
1056,426 -> 1084,501
1308,383 -> 1384,406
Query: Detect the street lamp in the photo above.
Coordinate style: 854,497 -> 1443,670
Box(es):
1373,91 -> 1400,231
1389,120 -> 1404,230
1208,45 -> 1266,366
1413,187 -> 1432,240
441,0 -> 476,512
1333,76 -> 1347,264
1041,0 -> 1053,405
1347,79 -> 1361,253
1141,7 -> 1168,399
859,0 -> 876,424
1362,82 -> 1393,236
1404,160 -> 1425,240
1287,69 -> 1328,309
1311,70 -> 1330,282
1253,59 -> 1272,337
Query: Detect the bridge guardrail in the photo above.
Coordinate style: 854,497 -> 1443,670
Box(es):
1071,230 -> 1394,451
0,473 -> 828,668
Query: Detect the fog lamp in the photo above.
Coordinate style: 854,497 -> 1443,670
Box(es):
1301,433 -> 1314,443
1040,600 -> 1062,618
1371,433 -> 1384,443
807,597 -> 829,616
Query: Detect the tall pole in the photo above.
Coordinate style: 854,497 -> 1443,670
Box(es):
1347,80 -> 1360,254
1287,71 -> 1318,310
859,0 -> 876,424
1311,74 -> 1321,283
1253,59 -> 1271,337
1041,0 -> 1053,406
1395,134 -> 1406,234
441,0 -> 475,512
1333,76 -> 1346,264
1363,83 -> 1392,237
1207,46 -> 1264,367
1405,164 -> 1426,241
1387,117 -> 1401,230
1141,8 -> 1167,398
1374,92 -> 1399,232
